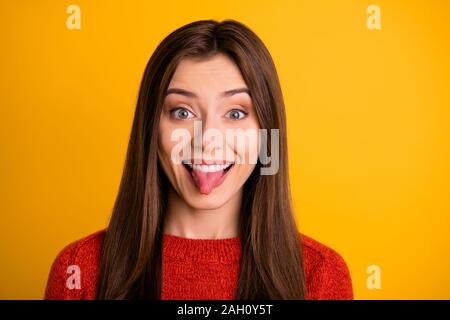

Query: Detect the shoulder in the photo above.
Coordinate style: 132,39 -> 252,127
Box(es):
300,233 -> 354,300
44,229 -> 106,300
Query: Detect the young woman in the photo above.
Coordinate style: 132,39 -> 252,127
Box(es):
45,19 -> 353,300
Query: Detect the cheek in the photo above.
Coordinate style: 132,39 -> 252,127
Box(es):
158,122 -> 171,161
158,119 -> 193,167
230,122 -> 261,165
158,120 -> 180,172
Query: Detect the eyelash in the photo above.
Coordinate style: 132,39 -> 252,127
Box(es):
169,107 -> 248,120
169,107 -> 195,119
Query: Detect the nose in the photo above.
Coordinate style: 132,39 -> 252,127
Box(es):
191,115 -> 225,157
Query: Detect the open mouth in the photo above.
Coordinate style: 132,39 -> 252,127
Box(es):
181,160 -> 234,195
182,161 -> 234,175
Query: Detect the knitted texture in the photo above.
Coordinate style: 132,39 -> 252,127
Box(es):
44,230 -> 353,300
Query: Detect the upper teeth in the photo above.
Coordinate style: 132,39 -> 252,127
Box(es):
182,161 -> 233,173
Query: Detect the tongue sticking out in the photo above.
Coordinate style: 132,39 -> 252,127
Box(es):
190,170 -> 224,195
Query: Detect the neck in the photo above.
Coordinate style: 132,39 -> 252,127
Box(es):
163,186 -> 242,239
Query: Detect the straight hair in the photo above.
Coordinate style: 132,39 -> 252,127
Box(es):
96,19 -> 306,299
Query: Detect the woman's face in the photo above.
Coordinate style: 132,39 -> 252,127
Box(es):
158,53 -> 260,210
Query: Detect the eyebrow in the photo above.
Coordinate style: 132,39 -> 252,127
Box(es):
165,87 -> 250,98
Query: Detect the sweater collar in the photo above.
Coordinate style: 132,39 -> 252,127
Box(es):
162,233 -> 242,263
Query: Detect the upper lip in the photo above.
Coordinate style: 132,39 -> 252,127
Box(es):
182,159 -> 234,165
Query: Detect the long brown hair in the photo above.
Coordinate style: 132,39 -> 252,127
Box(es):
96,19 -> 306,299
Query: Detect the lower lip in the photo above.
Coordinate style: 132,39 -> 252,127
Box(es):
182,164 -> 234,194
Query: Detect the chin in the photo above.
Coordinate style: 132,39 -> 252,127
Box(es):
181,190 -> 233,210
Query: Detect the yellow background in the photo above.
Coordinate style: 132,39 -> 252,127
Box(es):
1,0 -> 449,299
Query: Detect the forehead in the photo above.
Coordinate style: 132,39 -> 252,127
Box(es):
168,53 -> 247,90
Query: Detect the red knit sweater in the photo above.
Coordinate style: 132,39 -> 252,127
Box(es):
44,230 -> 353,300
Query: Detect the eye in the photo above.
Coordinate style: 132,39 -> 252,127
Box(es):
170,107 -> 195,120
225,109 -> 248,120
